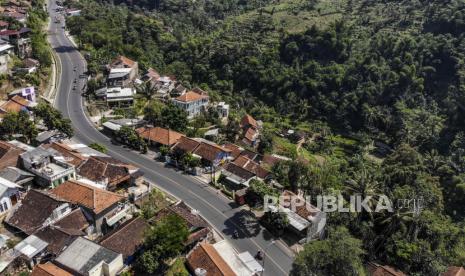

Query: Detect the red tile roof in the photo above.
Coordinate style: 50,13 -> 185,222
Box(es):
6,190 -> 67,235
240,114 -> 258,129
281,190 -> 320,220
367,262 -> 406,276
223,162 -> 255,181
145,68 -> 160,80
110,55 -> 136,68
175,91 -> 208,103
153,201 -> 208,230
223,143 -> 242,159
99,217 -> 148,259
0,95 -> 31,114
50,180 -> 124,215
172,136 -> 201,153
35,225 -> 84,255
193,142 -> 230,163
31,262 -> 72,276
442,267 -> 465,276
187,242 -> 236,276
54,208 -> 89,231
136,126 -> 184,146
42,142 -> 86,167
77,156 -> 133,188
233,156 -> 270,179
261,154 -> 282,167
0,140 -> 24,170
243,127 -> 258,142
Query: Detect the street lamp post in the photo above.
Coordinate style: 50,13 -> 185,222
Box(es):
261,240 -> 276,276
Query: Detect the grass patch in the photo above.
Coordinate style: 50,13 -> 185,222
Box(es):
273,136 -> 297,158
166,258 -> 189,276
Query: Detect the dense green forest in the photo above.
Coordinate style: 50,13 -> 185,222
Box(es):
65,0 -> 465,275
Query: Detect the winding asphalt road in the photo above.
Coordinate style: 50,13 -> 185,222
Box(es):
46,2 -> 294,275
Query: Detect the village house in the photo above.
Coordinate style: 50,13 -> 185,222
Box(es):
171,89 -> 209,119
155,76 -> 176,97
96,86 -> 136,107
109,55 -> 138,81
20,146 -> 76,188
106,69 -> 134,87
98,216 -> 148,264
172,137 -> 231,166
0,95 -> 36,118
366,262 -> 406,276
31,262 -> 72,276
186,240 -> 263,276
173,83 -> 187,96
0,27 -> 31,58
441,266 -> 465,276
14,234 -> 49,268
186,242 -> 236,276
76,156 -> 142,190
140,67 -> 177,96
221,162 -> 255,188
0,40 -> 13,74
0,177 -> 20,214
141,67 -> 160,84
192,140 -> 231,166
136,126 -> 184,148
0,166 -> 34,190
278,190 -> 325,242
35,130 -> 65,144
240,114 -> 260,147
216,101 -> 230,119
171,136 -> 201,156
31,208 -> 90,259
34,223 -> 86,258
14,57 -> 39,73
5,189 -> 73,235
8,86 -> 36,102
232,155 -> 270,180
102,118 -> 145,135
0,140 -> 25,170
54,237 -> 124,276
41,142 -> 86,167
50,180 -> 129,234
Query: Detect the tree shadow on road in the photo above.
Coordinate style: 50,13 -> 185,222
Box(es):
54,45 -> 76,53
223,209 -> 262,239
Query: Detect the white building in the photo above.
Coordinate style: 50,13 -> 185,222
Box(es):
171,90 -> 209,118
217,102 -> 230,118
96,87 -> 136,107
0,42 -> 13,74
20,147 -> 76,188
0,177 -> 20,214
55,237 -> 124,276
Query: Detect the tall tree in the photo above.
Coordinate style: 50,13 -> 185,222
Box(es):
136,214 -> 189,274
291,226 -> 366,276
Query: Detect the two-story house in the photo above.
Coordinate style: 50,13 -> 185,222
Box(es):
50,180 -> 129,234
171,90 -> 209,119
5,189 -> 73,235
20,147 -> 76,188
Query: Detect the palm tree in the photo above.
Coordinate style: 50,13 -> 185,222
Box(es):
345,165 -> 381,221
137,81 -> 157,99
424,149 -> 444,175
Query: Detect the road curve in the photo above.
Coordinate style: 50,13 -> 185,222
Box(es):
46,3 -> 293,275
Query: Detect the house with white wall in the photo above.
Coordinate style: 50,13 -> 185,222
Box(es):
171,90 -> 209,118
0,177 -> 20,214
